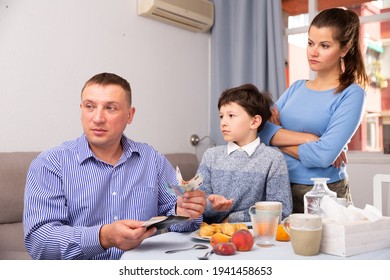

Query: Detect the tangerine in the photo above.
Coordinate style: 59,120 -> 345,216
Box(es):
210,232 -> 231,247
276,224 -> 290,241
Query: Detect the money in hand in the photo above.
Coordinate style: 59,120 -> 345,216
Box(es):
165,166 -> 203,196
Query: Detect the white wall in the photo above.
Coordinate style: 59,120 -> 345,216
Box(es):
0,0 -> 210,154
1,1 -> 389,213
347,153 -> 390,215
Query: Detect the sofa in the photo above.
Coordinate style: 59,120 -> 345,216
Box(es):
0,152 -> 199,260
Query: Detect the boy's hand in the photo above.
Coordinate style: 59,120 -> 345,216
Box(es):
208,194 -> 234,212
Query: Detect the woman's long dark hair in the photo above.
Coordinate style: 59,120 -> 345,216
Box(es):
310,8 -> 369,92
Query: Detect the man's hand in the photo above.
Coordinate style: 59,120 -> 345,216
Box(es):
99,220 -> 157,251
208,194 -> 234,212
176,190 -> 206,219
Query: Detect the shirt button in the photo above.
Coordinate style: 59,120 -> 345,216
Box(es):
113,216 -> 118,221
112,192 -> 117,196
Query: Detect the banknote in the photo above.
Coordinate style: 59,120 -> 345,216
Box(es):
175,166 -> 203,190
165,166 -> 203,196
165,183 -> 187,196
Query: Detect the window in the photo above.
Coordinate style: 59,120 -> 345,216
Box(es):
383,124 -> 390,153
283,0 -> 390,154
366,115 -> 380,150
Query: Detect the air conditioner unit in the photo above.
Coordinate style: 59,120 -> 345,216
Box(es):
137,0 -> 214,33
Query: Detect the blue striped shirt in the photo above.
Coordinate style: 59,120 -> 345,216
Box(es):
23,134 -> 202,260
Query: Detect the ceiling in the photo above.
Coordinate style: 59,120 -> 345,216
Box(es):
282,0 -> 370,16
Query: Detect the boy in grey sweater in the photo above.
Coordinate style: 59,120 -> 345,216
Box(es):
198,84 -> 292,223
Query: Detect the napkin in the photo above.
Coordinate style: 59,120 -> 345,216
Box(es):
320,196 -> 383,222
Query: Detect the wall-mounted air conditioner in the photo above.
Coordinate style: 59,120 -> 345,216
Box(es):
137,0 -> 214,33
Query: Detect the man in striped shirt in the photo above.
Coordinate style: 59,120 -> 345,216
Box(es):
23,73 -> 206,259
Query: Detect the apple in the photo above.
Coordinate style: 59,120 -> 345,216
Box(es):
231,229 -> 254,251
213,242 -> 236,255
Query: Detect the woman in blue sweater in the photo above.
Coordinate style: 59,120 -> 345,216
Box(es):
259,8 -> 369,213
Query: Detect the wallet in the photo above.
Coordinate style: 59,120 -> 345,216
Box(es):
142,215 -> 189,230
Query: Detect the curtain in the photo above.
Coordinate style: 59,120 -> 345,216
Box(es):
210,0 -> 286,145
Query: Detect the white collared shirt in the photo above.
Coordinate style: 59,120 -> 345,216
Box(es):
227,137 -> 260,157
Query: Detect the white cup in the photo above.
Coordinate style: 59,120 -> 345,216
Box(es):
282,213 -> 322,256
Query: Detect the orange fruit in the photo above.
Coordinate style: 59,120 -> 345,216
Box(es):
276,224 -> 290,241
210,232 -> 231,247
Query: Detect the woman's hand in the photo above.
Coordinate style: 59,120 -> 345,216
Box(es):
269,107 -> 281,126
333,151 -> 348,168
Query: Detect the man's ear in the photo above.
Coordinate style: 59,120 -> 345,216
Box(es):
127,107 -> 136,124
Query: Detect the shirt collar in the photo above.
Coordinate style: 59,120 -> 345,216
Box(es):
227,137 -> 260,156
77,134 -> 139,164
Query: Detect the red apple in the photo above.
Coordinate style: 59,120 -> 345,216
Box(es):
231,229 -> 254,251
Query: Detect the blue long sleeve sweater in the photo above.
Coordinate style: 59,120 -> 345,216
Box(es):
259,80 -> 366,185
198,143 -> 292,223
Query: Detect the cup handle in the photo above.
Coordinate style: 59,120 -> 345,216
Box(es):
282,217 -> 291,235
249,205 -> 256,215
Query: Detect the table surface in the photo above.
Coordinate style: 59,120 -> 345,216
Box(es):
120,231 -> 390,260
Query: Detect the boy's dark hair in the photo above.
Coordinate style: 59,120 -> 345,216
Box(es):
218,83 -> 274,132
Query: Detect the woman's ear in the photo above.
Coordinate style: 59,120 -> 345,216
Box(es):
341,42 -> 351,57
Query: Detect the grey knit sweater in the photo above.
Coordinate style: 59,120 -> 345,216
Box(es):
198,143 -> 292,223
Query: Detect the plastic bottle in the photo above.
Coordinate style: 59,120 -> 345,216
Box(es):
304,178 -> 337,216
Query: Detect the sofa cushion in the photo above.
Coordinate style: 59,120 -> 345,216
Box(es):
164,153 -> 199,181
0,251 -> 32,260
0,152 -> 40,223
0,222 -> 30,254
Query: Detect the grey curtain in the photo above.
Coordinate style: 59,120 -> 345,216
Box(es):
210,0 -> 286,145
